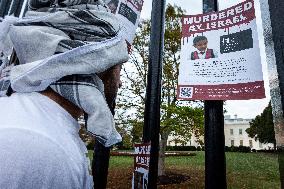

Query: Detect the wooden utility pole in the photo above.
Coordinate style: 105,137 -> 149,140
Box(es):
203,1 -> 227,189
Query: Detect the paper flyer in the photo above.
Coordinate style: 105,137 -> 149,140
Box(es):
106,0 -> 144,44
177,0 -> 265,100
132,143 -> 150,189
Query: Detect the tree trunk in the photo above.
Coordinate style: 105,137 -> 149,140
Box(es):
158,131 -> 169,176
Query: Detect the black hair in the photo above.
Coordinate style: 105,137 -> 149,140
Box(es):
193,36 -> 208,45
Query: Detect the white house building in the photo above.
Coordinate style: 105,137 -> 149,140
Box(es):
167,115 -> 274,150
224,115 -> 273,150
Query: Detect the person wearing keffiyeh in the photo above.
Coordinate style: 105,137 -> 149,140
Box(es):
0,0 -> 129,146
0,0 -> 129,188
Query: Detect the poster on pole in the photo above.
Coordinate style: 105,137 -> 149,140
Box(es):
132,143 -> 150,189
177,0 -> 265,100
105,0 -> 144,44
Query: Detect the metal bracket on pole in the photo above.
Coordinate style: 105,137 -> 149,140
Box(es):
203,0 -> 227,189
142,0 -> 166,188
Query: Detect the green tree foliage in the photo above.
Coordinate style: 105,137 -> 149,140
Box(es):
246,101 -> 276,148
115,4 -> 204,175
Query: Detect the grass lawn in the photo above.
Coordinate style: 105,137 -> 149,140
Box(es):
88,151 -> 281,189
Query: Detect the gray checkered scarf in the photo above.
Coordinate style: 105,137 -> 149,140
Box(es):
0,0 -> 129,147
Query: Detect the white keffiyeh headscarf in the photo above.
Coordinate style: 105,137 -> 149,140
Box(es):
0,0 -> 129,147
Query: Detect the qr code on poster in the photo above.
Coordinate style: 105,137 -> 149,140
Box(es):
179,87 -> 193,98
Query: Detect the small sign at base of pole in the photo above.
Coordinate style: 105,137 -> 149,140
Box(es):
132,143 -> 151,189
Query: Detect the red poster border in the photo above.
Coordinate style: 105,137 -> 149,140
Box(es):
177,81 -> 265,100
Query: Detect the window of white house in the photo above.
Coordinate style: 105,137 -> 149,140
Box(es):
240,140 -> 243,146
231,140 -> 234,146
239,129 -> 242,135
230,129 -> 234,135
259,142 -> 263,148
249,140 -> 253,148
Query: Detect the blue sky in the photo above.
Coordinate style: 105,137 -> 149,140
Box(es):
139,0 -> 270,119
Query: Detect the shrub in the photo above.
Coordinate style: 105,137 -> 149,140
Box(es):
116,142 -> 132,150
225,146 -> 231,152
196,146 -> 202,151
257,149 -> 276,153
238,146 -> 251,153
86,140 -> 95,150
166,146 -> 199,151
225,146 -> 251,153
